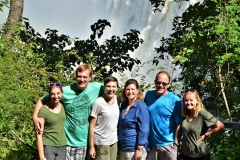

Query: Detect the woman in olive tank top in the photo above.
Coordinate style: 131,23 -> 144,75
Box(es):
36,83 -> 67,160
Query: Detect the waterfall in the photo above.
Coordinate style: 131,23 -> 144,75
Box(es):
84,0 -> 202,86
1,0 -> 202,86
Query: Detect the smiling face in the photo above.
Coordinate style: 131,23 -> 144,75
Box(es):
104,81 -> 118,99
155,72 -> 170,96
50,87 -> 63,104
184,92 -> 199,111
125,84 -> 139,101
76,69 -> 92,90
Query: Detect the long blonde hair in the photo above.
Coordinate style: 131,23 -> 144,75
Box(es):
182,89 -> 205,118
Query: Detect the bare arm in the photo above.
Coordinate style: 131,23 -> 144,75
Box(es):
32,97 -> 46,133
89,117 -> 97,159
174,123 -> 182,148
198,120 -> 224,142
36,117 -> 46,160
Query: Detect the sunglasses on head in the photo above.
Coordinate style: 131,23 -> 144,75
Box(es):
48,82 -> 62,88
155,81 -> 169,86
185,88 -> 197,92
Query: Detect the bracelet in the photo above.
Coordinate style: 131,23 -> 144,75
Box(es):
137,147 -> 144,152
174,142 -> 179,147
205,133 -> 208,138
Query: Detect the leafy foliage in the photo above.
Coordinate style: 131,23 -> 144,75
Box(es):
0,0 -> 9,12
19,19 -> 142,82
152,0 -> 240,159
0,16 -> 144,159
0,33 -> 48,159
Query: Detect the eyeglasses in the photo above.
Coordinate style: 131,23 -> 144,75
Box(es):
48,82 -> 62,88
155,81 -> 169,86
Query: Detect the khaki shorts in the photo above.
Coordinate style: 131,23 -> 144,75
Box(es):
95,142 -> 118,160
146,144 -> 178,160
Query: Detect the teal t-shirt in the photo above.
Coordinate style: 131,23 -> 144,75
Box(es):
145,90 -> 183,146
44,82 -> 104,147
38,105 -> 67,147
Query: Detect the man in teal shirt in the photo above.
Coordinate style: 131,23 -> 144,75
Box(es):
145,71 -> 182,160
33,64 -> 104,160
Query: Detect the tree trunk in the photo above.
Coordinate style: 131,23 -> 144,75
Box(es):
1,0 -> 24,39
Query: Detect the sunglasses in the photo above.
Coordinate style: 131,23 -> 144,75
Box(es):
185,88 -> 198,93
155,81 -> 169,86
48,82 -> 62,88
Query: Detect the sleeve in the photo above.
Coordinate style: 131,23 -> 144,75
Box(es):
144,91 -> 148,104
43,94 -> 50,101
98,83 -> 104,97
38,106 -> 46,119
173,98 -> 184,124
136,101 -> 150,146
144,91 -> 149,106
202,109 -> 218,127
90,98 -> 101,118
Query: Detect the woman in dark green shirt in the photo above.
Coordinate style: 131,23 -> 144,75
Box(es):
36,83 -> 67,160
178,89 -> 224,160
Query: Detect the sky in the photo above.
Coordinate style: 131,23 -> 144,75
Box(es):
0,0 -> 119,40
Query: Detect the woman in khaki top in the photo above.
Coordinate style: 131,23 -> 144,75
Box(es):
177,89 -> 224,160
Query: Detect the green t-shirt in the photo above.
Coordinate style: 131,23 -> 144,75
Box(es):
38,105 -> 67,147
180,109 -> 218,158
44,82 -> 104,147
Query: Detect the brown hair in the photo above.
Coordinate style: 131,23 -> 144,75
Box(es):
75,64 -> 93,77
182,89 -> 205,118
48,83 -> 63,94
155,71 -> 171,83
121,79 -> 144,102
104,76 -> 119,88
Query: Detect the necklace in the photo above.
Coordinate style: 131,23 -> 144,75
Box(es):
122,105 -> 132,118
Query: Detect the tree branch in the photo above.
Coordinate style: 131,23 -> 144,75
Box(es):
218,65 -> 232,121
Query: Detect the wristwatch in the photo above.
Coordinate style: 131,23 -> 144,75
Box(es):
137,147 -> 144,152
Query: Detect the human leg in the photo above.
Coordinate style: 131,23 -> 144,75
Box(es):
44,145 -> 57,160
66,145 -> 87,160
179,154 -> 210,160
118,150 -> 135,160
95,145 -> 110,160
109,142 -> 118,160
146,145 -> 157,160
55,146 -> 66,160
156,144 -> 177,160
198,154 -> 210,160
179,154 -> 192,160
141,148 -> 148,160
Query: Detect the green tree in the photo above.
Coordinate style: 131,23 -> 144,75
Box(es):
0,14 -> 144,160
0,0 -> 9,12
0,31 -> 49,159
152,0 -> 240,159
19,19 -> 143,81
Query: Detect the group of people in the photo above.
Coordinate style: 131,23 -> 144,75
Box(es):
33,64 -> 224,160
